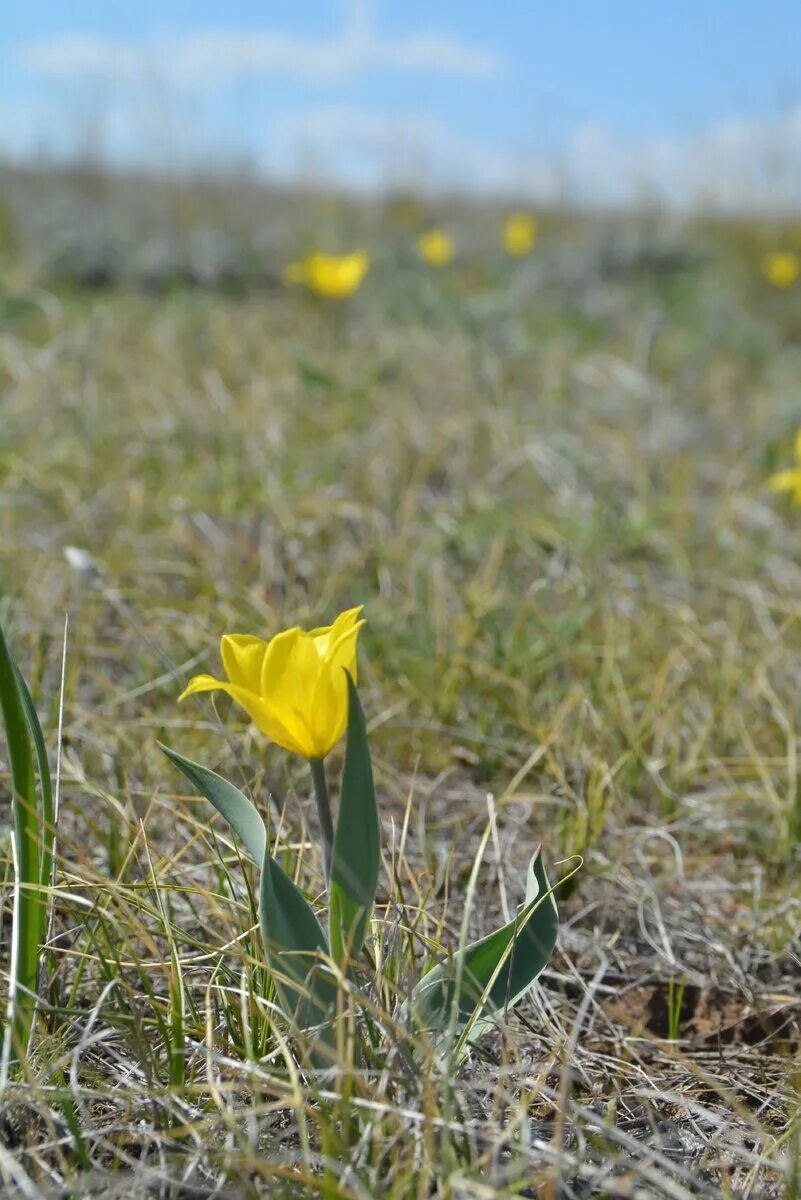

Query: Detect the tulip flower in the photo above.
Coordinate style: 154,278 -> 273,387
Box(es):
180,607 -> 365,759
503,212 -> 537,257
283,251 -> 370,299
768,429 -> 801,505
417,229 -> 454,267
181,607 -> 365,875
762,251 -> 800,289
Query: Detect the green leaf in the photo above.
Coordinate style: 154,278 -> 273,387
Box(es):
160,742 -> 336,1034
409,848 -> 558,1045
13,663 -> 54,891
159,744 -> 266,864
259,842 -> 336,1032
329,673 -> 380,963
0,622 -> 47,1062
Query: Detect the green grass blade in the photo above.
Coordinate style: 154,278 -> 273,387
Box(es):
0,622 -> 45,1064
409,848 -> 558,1041
159,743 -> 266,863
329,673 -> 380,963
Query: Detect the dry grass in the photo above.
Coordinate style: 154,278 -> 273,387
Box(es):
1,168 -> 801,1197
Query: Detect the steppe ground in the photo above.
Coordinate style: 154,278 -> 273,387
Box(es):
1,169 -> 801,1198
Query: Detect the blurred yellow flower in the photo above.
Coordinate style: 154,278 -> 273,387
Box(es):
503,212 -> 537,257
417,229 -> 454,267
762,251 -> 800,289
180,607 -> 365,759
283,251 -> 370,299
768,429 -> 801,505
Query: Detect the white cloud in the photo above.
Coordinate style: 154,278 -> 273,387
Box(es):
263,103 -> 801,213
267,106 -> 560,197
562,110 -> 801,212
19,1 -> 501,88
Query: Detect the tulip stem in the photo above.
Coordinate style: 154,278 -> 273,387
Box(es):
310,757 -> 334,880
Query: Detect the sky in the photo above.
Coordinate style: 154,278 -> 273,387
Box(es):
3,0 -> 801,209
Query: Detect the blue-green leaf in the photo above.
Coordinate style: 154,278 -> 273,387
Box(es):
0,622 -> 47,1062
329,673 -> 380,963
259,841 -> 336,1031
159,744 -> 266,864
13,663 -> 54,891
410,848 -> 558,1043
160,742 -> 336,1034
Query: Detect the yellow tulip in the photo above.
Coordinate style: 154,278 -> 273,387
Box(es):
417,229 -> 454,267
768,428 -> 801,505
180,607 -> 365,759
503,212 -> 537,257
762,250 -> 800,289
283,251 -> 370,299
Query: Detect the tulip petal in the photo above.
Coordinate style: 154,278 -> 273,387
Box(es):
180,674 -> 257,718
309,620 -> 365,758
259,626 -> 301,690
221,634 -> 269,694
325,618 -> 365,681
179,672 -> 307,755
310,605 -> 363,656
308,621 -> 334,650
288,633 -> 328,753
259,627 -> 319,756
179,673 -> 227,702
